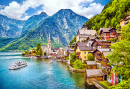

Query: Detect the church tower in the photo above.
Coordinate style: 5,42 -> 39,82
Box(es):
48,33 -> 51,55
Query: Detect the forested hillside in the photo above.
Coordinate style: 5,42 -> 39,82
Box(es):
86,0 -> 130,31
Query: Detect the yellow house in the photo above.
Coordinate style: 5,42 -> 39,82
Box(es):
75,43 -> 93,63
119,14 -> 130,28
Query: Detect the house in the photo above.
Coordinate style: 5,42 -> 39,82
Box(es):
91,40 -> 111,50
119,14 -> 130,28
90,49 -> 112,75
99,28 -> 118,40
85,69 -> 105,84
101,51 -> 112,75
70,42 -> 76,48
62,47 -> 68,56
85,61 -> 97,69
90,49 -> 103,63
117,31 -> 121,41
51,48 -> 58,55
76,24 -> 96,42
56,48 -> 63,58
74,42 -> 93,63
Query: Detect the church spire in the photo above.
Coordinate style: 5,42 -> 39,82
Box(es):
49,33 -> 51,42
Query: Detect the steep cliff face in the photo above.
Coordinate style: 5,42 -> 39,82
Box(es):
0,14 -> 25,38
21,12 -> 49,37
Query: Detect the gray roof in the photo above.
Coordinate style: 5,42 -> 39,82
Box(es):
69,49 -> 74,54
41,46 -> 48,49
103,51 -> 111,56
78,29 -> 96,36
99,28 -> 111,33
98,48 -> 111,52
86,69 -> 105,77
77,43 -> 93,51
86,61 -> 97,65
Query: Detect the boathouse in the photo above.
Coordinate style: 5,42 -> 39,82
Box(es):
85,69 -> 105,84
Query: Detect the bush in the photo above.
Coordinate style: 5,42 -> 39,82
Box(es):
87,53 -> 94,61
73,59 -> 86,69
73,59 -> 82,69
65,56 -> 69,60
24,50 -> 30,54
70,51 -> 76,66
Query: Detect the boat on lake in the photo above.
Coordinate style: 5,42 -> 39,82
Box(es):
9,61 -> 27,70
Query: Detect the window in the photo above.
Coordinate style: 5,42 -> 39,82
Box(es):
90,66 -> 93,69
107,37 -> 108,39
84,52 -> 86,54
106,33 -> 108,35
88,52 -> 89,54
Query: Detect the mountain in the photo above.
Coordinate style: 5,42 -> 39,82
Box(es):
102,0 -> 114,11
0,14 -> 25,38
86,0 -> 130,31
0,9 -> 88,51
21,12 -> 49,37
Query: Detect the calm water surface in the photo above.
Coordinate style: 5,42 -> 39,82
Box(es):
0,52 -> 97,89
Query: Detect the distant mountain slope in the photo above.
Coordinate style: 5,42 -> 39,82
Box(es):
0,9 -> 88,51
86,0 -> 130,31
0,37 -> 16,48
0,14 -> 25,38
21,12 -> 49,37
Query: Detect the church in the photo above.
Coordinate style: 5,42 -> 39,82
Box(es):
41,33 -> 51,55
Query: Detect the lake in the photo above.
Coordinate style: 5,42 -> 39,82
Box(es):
0,52 -> 97,89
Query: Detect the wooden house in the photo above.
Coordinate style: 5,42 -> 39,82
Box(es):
85,69 -> 105,84
90,49 -> 112,75
91,40 -> 111,49
119,14 -> 130,28
99,28 -> 118,40
117,31 -> 121,41
85,61 -> 97,69
74,42 -> 93,63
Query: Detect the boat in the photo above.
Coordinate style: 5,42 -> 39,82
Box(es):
9,61 -> 27,70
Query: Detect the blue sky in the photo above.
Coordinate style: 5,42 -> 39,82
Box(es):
0,0 -> 110,20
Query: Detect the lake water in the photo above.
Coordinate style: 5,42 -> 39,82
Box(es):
0,52 -> 97,89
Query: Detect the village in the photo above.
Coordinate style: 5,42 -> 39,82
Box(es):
22,14 -> 130,89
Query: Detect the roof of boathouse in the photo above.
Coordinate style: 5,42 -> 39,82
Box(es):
86,69 -> 105,77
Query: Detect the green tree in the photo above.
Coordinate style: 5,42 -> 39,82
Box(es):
24,50 -> 30,54
44,52 -> 47,56
70,51 -> 76,66
107,22 -> 130,80
36,43 -> 43,56
121,22 -> 130,41
69,36 -> 76,45
74,59 -> 82,69
109,78 -> 130,89
87,53 -> 94,61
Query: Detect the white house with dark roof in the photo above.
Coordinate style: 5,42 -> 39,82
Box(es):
76,24 -> 96,42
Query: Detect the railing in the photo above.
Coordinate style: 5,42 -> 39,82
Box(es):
92,79 -> 108,89
102,69 -> 110,75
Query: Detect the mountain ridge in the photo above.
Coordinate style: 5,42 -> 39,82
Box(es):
0,9 -> 88,51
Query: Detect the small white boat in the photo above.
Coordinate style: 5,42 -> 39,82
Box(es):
9,61 -> 27,70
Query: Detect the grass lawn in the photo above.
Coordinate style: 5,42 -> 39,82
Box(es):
100,81 -> 111,88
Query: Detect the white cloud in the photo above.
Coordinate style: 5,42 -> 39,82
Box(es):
0,0 -> 104,20
0,5 -> 5,9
